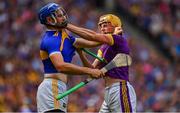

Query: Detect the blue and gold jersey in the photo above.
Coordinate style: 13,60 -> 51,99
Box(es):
40,30 -> 76,74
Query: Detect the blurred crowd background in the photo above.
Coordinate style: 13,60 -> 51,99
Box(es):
0,0 -> 179,112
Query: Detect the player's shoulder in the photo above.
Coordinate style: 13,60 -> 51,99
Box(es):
41,31 -> 61,48
110,34 -> 128,47
112,34 -> 124,39
112,34 -> 127,42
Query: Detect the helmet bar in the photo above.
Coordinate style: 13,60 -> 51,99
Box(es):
98,14 -> 122,27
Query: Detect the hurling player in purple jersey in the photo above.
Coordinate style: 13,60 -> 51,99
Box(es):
64,14 -> 137,112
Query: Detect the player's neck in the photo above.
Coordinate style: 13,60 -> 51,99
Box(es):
46,25 -> 62,32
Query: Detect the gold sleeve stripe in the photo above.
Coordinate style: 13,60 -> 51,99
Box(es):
40,50 -> 48,60
107,34 -> 114,45
52,79 -> 60,109
53,31 -> 59,36
97,49 -> 103,58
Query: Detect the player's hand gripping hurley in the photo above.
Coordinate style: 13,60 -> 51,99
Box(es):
56,49 -> 132,100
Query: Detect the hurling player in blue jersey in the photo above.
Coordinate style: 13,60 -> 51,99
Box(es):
37,3 -> 105,113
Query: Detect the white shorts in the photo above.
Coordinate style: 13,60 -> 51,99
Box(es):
37,78 -> 68,113
99,81 -> 136,113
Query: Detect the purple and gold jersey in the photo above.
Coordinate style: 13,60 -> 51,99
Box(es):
40,30 -> 76,74
97,34 -> 130,81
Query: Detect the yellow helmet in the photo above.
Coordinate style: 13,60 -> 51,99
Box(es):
98,14 -> 122,27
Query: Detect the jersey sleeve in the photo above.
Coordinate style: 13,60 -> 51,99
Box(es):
69,35 -> 77,45
112,34 -> 125,46
97,45 -> 105,58
108,34 -> 126,46
97,49 -> 103,58
44,38 -> 61,56
112,34 -> 130,53
107,34 -> 115,45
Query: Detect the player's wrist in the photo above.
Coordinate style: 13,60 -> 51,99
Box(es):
76,49 -> 83,55
85,68 -> 94,75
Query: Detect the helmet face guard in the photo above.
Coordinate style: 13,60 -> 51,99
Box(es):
38,3 -> 68,27
49,7 -> 68,26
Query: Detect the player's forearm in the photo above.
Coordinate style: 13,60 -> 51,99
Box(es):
78,40 -> 101,48
77,51 -> 94,68
92,59 -> 102,69
67,24 -> 100,41
74,38 -> 101,48
56,63 -> 93,75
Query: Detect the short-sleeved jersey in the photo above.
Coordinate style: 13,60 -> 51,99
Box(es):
40,30 -> 76,74
97,34 -> 130,81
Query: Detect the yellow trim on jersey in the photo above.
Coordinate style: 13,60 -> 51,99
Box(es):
107,34 -> 114,45
97,49 -> 103,58
52,79 -> 60,109
62,30 -> 69,38
122,81 -> 130,112
96,49 -> 108,62
53,31 -> 59,36
40,50 -> 48,60
60,30 -> 69,51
